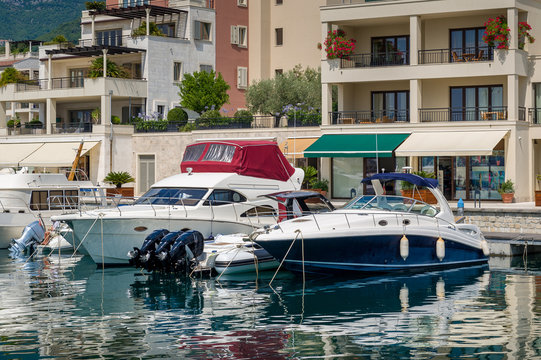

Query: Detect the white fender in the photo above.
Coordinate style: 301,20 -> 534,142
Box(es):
399,285 -> 409,312
436,279 -> 445,299
400,235 -> 409,261
436,237 -> 445,261
481,238 -> 490,256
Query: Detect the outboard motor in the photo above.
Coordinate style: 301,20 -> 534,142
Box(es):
139,231 -> 182,271
128,229 -> 169,267
8,220 -> 45,258
157,230 -> 205,272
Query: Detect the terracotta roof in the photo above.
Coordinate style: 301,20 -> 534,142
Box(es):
0,59 -> 18,67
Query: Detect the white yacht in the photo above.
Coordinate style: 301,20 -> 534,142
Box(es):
0,168 -> 105,249
54,140 -> 304,265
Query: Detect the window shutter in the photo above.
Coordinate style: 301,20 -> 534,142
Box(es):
194,20 -> 201,40
230,25 -> 239,44
237,67 -> 247,89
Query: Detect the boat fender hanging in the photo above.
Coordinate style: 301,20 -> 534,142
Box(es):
436,237 -> 445,261
481,238 -> 490,256
400,235 -> 409,261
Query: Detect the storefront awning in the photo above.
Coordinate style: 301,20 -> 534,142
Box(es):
394,130 -> 508,157
303,134 -> 410,158
18,141 -> 101,167
279,137 -> 318,159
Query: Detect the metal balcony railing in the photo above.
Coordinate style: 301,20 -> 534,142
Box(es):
340,51 -> 409,68
52,122 -> 93,134
14,76 -> 146,92
418,46 -> 493,65
419,106 -> 520,122
330,110 -> 410,124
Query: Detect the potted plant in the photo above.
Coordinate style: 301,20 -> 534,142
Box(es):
498,179 -> 515,203
104,171 -> 135,197
300,165 -> 318,189
400,170 -> 437,204
7,118 -> 21,135
535,174 -> 541,206
310,178 -> 329,197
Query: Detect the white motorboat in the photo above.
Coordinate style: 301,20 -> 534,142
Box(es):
54,140 -> 304,265
253,172 -> 490,275
0,168 -> 105,249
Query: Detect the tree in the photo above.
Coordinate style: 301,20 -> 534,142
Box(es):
246,65 -> 321,119
103,171 -> 135,189
0,67 -> 24,87
178,70 -> 230,114
85,1 -> 106,11
87,57 -> 129,78
132,22 -> 165,37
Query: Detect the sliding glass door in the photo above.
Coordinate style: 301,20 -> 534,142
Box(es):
371,36 -> 409,66
450,85 -> 504,121
450,28 -> 491,62
372,91 -> 409,122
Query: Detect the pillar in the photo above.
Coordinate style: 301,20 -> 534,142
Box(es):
91,15 -> 96,46
507,8 -> 518,50
409,15 -> 421,65
410,79 -> 421,123
508,74 -> 519,120
322,83 -> 332,126
46,98 -> 56,134
100,93 -> 112,125
5,41 -> 10,58
39,103 -> 45,124
0,101 -> 6,128
47,54 -> 52,90
102,48 -> 108,78
146,8 -> 151,36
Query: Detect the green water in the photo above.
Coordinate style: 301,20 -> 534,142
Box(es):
0,250 -> 540,359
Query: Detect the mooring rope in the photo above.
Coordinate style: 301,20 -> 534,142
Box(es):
216,246 -> 242,282
71,215 -> 101,258
269,229 -> 302,286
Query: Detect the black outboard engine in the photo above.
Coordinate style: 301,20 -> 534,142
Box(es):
8,220 -> 45,258
157,230 -> 204,272
128,229 -> 169,267
139,231 -> 182,271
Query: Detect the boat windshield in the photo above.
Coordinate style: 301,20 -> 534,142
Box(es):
134,187 -> 208,206
344,195 -> 439,217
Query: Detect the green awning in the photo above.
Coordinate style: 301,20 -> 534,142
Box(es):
304,134 -> 410,158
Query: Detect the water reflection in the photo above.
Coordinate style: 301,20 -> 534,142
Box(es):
0,250 -> 541,359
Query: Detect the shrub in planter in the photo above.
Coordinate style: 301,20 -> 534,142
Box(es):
103,171 -> 134,189
111,115 -> 121,124
498,179 -> 515,203
167,107 -> 188,126
234,110 -> 253,126
6,119 -> 20,128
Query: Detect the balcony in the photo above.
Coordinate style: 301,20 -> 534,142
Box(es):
419,107 -> 526,122
341,51 -> 409,69
528,108 -> 541,124
52,122 -> 93,134
330,110 -> 409,125
418,46 -> 493,65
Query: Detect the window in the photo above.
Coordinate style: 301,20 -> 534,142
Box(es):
202,144 -> 236,162
450,85 -> 503,121
204,190 -> 247,206
275,28 -> 283,46
138,154 -> 155,194
183,144 -> 206,161
200,64 -> 213,73
237,0 -> 247,6
157,23 -> 175,37
276,0 -> 283,4
371,35 -> 409,65
135,187 -> 208,206
275,69 -> 283,76
157,105 -> 165,117
237,67 -> 248,89
122,0 -> 148,7
173,62 -> 182,81
30,191 -> 48,210
194,21 -> 211,40
69,68 -> 86,88
231,25 -> 247,47
450,27 -> 491,62
96,29 -> 122,46
371,90 -> 409,122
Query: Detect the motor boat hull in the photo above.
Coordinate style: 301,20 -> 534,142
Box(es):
64,217 -> 261,265
0,212 -> 39,248
212,247 -> 278,275
255,227 -> 488,275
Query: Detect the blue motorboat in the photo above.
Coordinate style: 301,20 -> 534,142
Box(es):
253,173 -> 489,275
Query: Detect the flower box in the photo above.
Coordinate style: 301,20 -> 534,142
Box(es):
106,187 -> 134,198
400,189 -> 437,204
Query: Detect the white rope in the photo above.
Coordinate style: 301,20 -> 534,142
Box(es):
216,246 -> 243,281
269,230 -> 301,286
71,215 -> 101,258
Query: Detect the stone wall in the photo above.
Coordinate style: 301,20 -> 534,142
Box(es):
464,208 -> 541,234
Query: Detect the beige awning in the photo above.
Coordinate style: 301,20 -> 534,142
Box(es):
0,143 -> 44,167
394,130 -> 508,157
18,141 -> 101,167
279,137 -> 318,159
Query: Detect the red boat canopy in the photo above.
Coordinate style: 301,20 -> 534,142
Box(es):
180,140 -> 295,182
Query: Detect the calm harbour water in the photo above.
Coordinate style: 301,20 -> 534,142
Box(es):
1,248 -> 541,359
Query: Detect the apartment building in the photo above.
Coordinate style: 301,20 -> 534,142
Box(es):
316,0 -> 541,202
0,0 -> 215,184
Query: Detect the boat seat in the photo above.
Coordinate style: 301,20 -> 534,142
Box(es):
392,204 -> 409,212
420,205 -> 437,216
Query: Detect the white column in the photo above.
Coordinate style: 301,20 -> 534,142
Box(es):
102,48 -> 108,78
91,15 -> 96,46
410,79 -> 421,123
47,54 -> 52,89
321,83 -> 332,126
5,41 -> 10,57
100,93 -> 112,125
508,8 -> 518,50
409,15 -> 421,65
0,101 -> 6,128
39,103 -> 45,124
146,8 -> 151,36
46,98 -> 56,134
508,74 -> 519,120
337,84 -> 345,111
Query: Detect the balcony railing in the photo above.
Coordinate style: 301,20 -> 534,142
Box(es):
340,51 -> 409,68
418,46 -> 493,65
330,110 -> 409,124
52,122 -> 93,134
14,76 -> 145,92
528,108 -> 541,124
419,106 -> 527,122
